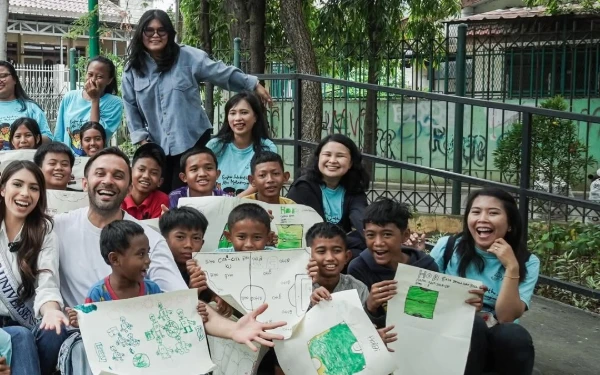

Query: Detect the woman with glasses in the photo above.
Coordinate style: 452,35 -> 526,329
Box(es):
0,61 -> 53,150
122,9 -> 272,194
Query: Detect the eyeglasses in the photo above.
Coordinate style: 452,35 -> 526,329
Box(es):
143,27 -> 168,38
0,73 -> 12,80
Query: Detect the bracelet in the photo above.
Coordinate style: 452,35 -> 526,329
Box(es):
503,274 -> 520,279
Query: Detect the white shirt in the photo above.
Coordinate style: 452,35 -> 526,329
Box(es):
54,207 -> 187,307
0,221 -> 63,318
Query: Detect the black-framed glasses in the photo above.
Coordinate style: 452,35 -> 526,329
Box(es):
0,73 -> 12,80
143,27 -> 168,38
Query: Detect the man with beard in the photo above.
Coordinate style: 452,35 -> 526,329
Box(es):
54,147 -> 187,307
53,147 -> 285,375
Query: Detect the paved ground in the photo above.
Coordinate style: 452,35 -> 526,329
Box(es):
521,296 -> 600,375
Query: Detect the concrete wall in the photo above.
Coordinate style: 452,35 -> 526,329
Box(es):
266,98 -> 600,183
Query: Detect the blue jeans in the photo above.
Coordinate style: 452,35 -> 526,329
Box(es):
4,323 -> 68,375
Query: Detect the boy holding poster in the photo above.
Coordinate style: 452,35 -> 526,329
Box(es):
347,198 -> 440,328
159,206 -> 233,316
217,203 -> 276,252
67,220 -> 208,324
307,222 -> 397,351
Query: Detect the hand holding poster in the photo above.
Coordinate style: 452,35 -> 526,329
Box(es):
76,289 -> 215,375
386,263 -> 483,375
195,249 -> 312,338
178,197 -> 323,251
274,290 -> 397,375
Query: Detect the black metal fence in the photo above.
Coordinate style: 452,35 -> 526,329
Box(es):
256,72 -> 600,300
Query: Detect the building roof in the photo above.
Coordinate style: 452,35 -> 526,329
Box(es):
9,0 -> 127,24
450,5 -> 586,23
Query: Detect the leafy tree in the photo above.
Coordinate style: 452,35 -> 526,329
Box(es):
316,0 -> 460,163
493,96 -> 596,217
524,0 -> 600,15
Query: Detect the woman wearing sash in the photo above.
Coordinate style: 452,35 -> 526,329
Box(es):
0,161 -> 69,375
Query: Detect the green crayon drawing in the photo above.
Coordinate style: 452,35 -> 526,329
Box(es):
132,353 -> 150,368
120,317 -> 133,331
94,343 -> 107,362
74,304 -> 97,314
177,309 -> 196,334
308,322 -> 366,375
218,224 -> 232,248
275,224 -> 303,249
404,286 -> 439,319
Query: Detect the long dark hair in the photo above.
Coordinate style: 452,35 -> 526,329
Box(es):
0,161 -> 53,303
304,134 -> 370,194
9,117 -> 42,149
80,121 -> 107,146
213,92 -> 272,156
456,187 -> 530,281
87,56 -> 118,95
0,61 -> 42,112
125,9 -> 179,75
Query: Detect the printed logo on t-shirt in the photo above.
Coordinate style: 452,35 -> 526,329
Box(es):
325,213 -> 341,224
68,119 -> 88,156
221,173 -> 250,196
0,123 -> 10,150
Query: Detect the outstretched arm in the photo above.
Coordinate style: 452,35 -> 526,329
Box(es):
204,303 -> 286,351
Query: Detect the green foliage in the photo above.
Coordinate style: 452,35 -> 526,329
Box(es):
65,6 -> 112,40
524,0 -> 600,15
528,221 -> 600,312
493,96 -> 596,189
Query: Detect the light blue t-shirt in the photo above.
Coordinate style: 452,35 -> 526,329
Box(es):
0,99 -> 53,150
430,236 -> 540,319
206,138 -> 277,196
320,185 -> 345,224
54,90 -> 123,156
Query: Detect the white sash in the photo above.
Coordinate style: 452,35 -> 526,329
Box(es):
0,248 -> 36,329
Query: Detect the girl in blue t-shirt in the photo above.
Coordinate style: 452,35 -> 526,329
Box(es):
430,187 -> 539,375
54,56 -> 122,156
206,92 -> 277,196
9,117 -> 42,149
80,121 -> 106,157
287,134 -> 370,256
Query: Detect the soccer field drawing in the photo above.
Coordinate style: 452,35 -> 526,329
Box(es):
308,322 -> 366,375
404,286 -> 439,319
275,224 -> 304,249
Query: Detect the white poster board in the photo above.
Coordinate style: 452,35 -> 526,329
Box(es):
387,264 -> 482,375
0,149 -> 37,173
178,197 -> 323,251
0,150 -> 87,190
76,289 -> 215,375
274,290 -> 397,375
195,249 -> 312,338
46,190 -> 88,215
207,335 -> 267,375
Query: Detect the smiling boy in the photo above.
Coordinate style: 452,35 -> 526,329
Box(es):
168,147 -> 225,208
218,203 -> 275,252
245,151 -> 294,205
121,143 -> 169,219
347,197 -> 438,327
33,142 -> 75,190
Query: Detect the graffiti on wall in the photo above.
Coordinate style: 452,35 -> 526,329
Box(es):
267,98 -> 600,181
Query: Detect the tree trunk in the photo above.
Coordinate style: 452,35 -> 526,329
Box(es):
200,0 -> 214,126
225,0 -> 250,69
0,0 -> 9,61
364,0 -> 381,178
248,0 -> 266,75
280,0 -> 323,167
225,0 -> 266,75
